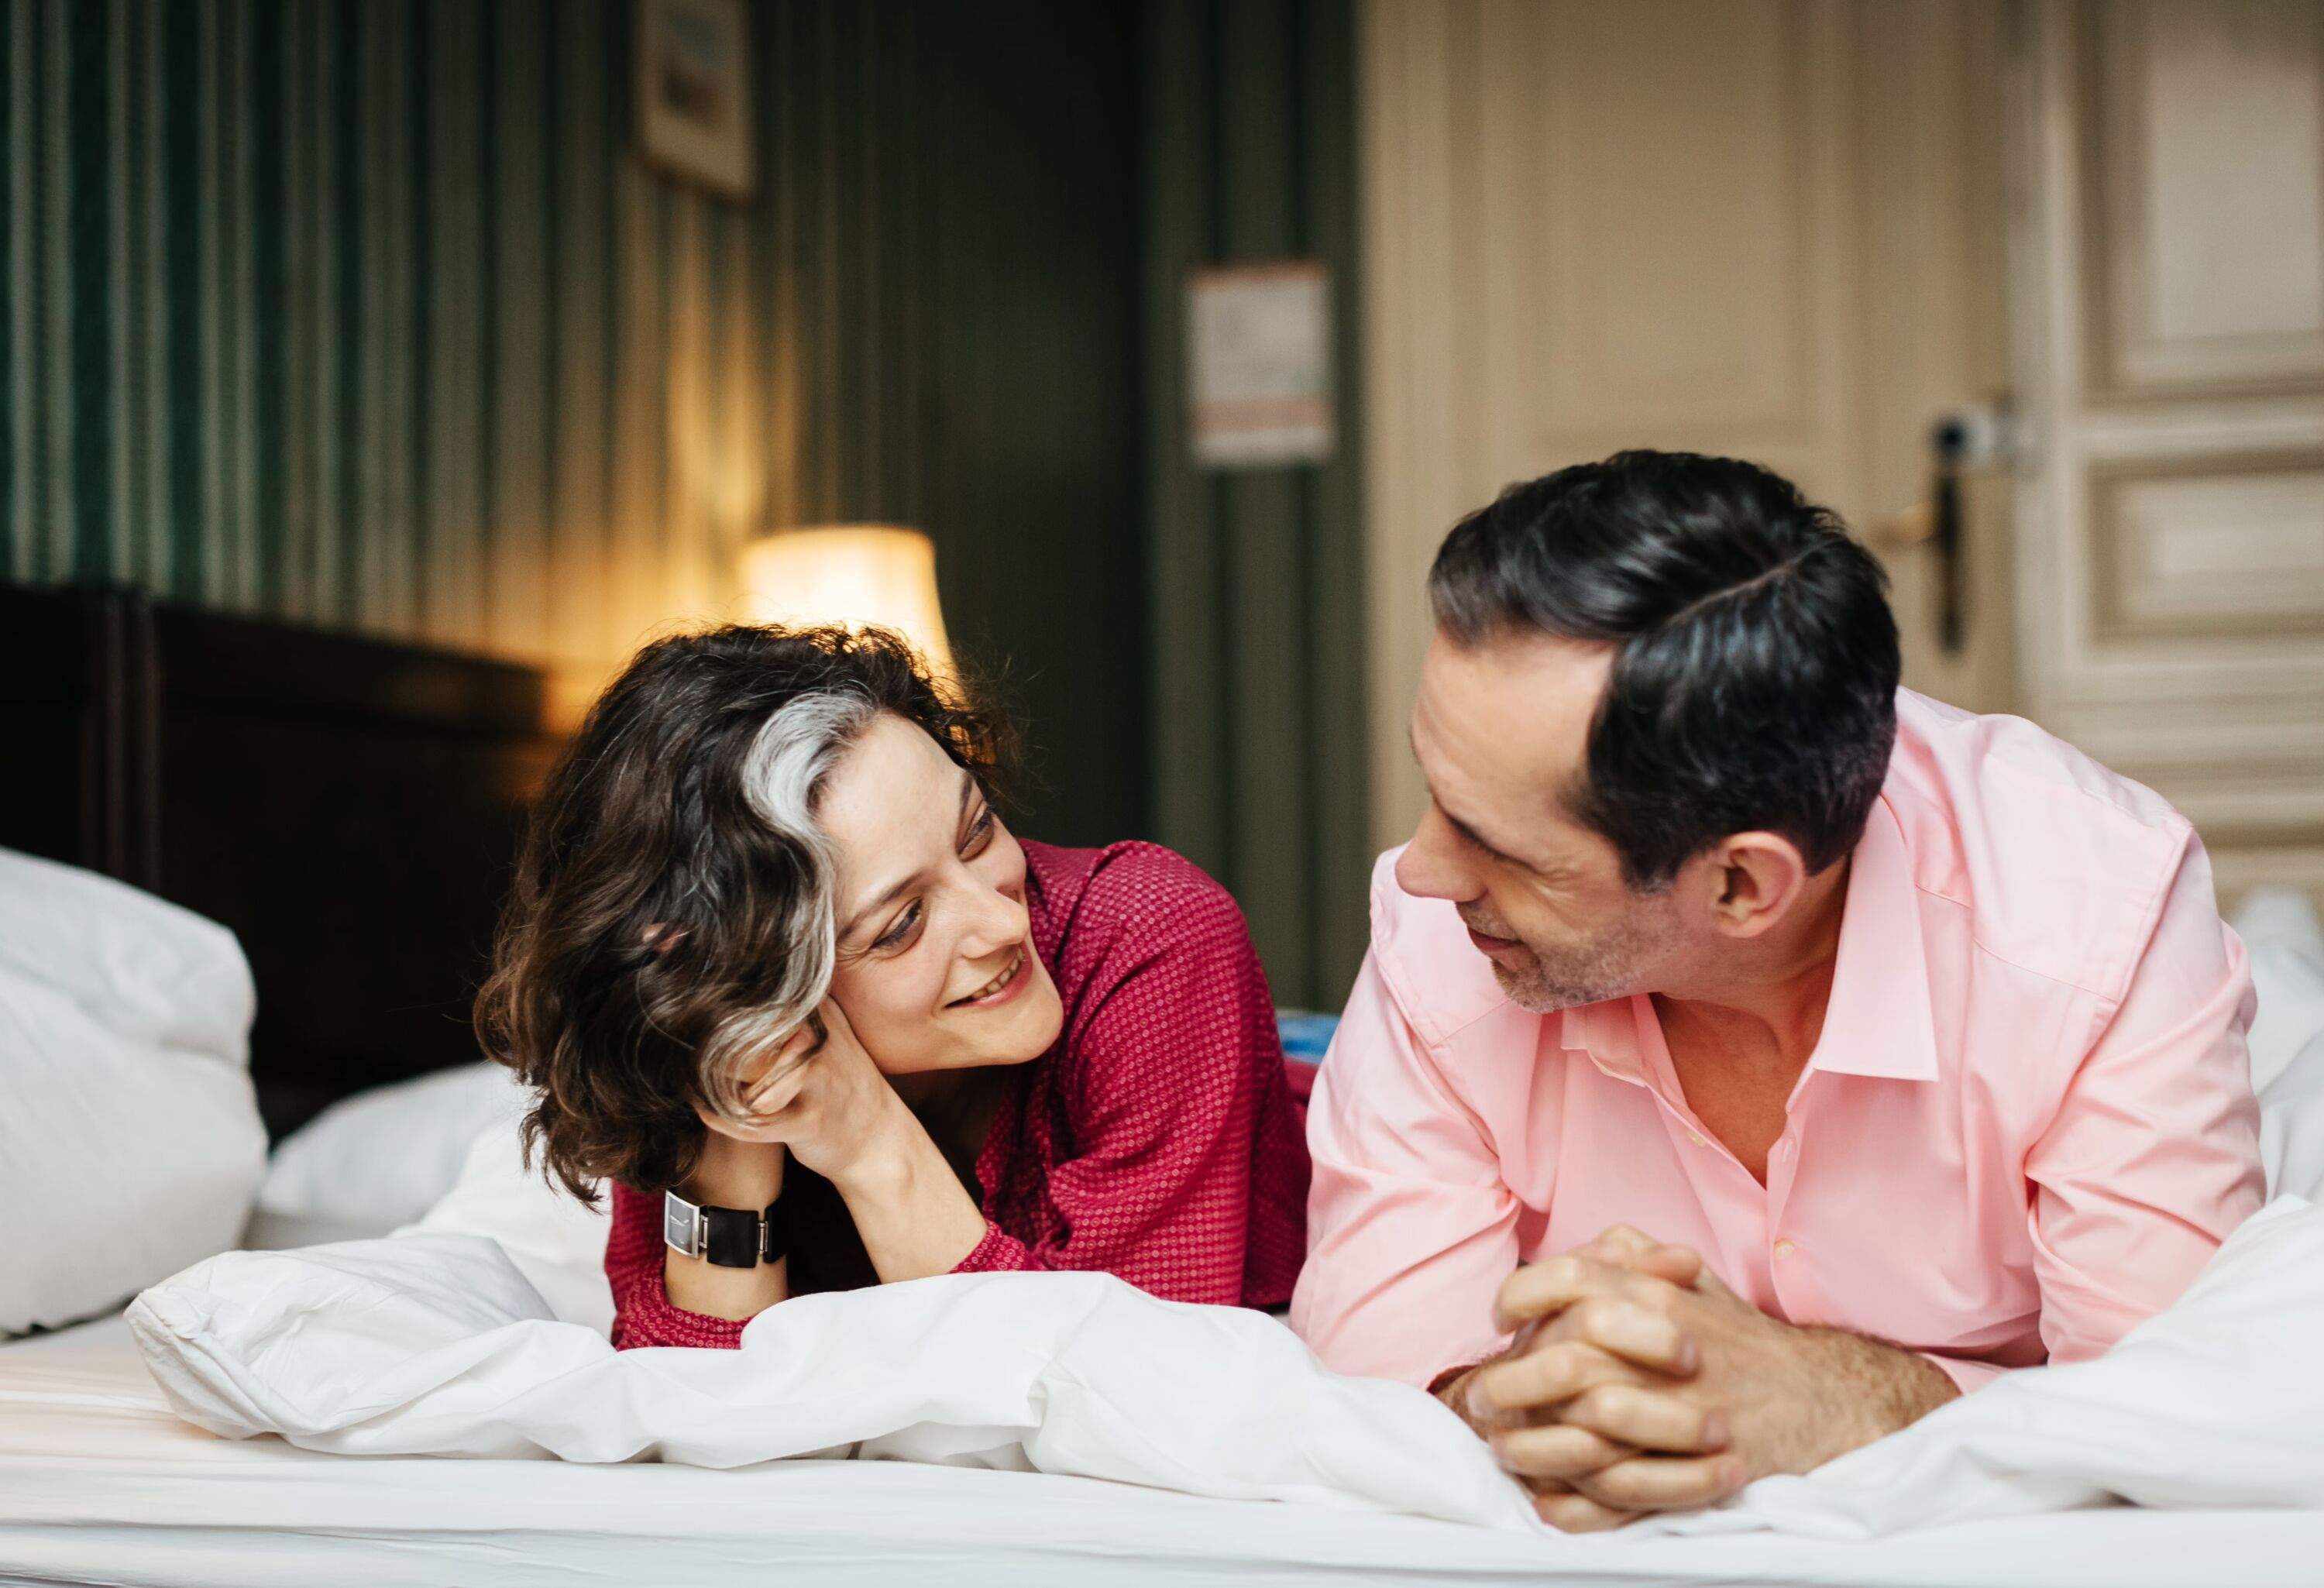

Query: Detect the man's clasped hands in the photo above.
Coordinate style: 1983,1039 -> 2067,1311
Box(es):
1451,1225 -> 1955,1532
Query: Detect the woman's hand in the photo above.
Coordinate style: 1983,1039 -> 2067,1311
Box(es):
666,1003 -> 902,1325
703,998 -> 912,1188
703,997 -> 988,1282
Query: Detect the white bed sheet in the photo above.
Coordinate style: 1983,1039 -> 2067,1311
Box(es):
5,1315 -> 2319,1588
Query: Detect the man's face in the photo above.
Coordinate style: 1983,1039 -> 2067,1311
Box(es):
1399,628 -> 1682,1012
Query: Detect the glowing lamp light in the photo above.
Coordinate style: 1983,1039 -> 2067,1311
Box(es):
735,525 -> 955,677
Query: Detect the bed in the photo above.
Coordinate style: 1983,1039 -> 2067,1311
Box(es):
10,1308 -> 2323,1588
4,585 -> 2322,1588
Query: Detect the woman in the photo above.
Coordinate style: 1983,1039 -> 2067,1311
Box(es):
477,624 -> 1307,1346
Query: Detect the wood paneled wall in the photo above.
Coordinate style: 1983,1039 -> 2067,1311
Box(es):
1,0 -> 1148,847
2009,0 -> 2324,906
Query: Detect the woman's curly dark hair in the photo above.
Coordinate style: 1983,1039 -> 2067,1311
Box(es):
475,624 -> 1016,1205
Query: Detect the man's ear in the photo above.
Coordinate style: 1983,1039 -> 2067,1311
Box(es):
1686,830 -> 1810,939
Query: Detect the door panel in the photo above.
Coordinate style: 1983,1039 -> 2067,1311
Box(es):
1361,0 -> 2013,851
2085,0 -> 2324,396
2013,0 -> 2324,906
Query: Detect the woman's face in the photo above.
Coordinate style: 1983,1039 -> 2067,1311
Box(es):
815,713 -> 1064,1076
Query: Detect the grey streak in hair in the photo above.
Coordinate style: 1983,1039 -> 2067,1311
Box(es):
696,687 -> 880,1119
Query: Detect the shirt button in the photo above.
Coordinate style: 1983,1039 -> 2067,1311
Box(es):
1687,1130 -> 1707,1147
1772,1239 -> 1796,1260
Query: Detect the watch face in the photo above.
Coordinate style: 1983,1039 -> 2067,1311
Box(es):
663,1194 -> 699,1255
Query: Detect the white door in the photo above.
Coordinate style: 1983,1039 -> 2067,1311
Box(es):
1360,0 -> 2016,851
2009,0 -> 2324,909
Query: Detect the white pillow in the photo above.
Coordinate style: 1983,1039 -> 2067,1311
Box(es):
2234,888 -> 2324,1095
252,1062 -> 531,1246
2262,1031 -> 2324,1203
0,847 -> 254,1060
0,850 -> 265,1335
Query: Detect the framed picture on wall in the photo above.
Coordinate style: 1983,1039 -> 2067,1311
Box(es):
636,0 -> 755,199
1187,262 -> 1336,469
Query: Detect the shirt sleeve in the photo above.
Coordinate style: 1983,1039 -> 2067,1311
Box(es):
603,1180 -> 746,1350
950,866 -> 1285,1304
2022,834 -> 2267,1364
1289,947 -> 1523,1387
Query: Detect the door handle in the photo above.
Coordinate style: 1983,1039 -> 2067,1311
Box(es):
1930,417 -> 1968,654
1866,399 -> 2017,656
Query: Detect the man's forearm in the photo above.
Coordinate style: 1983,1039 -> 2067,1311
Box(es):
1789,1326 -> 1958,1468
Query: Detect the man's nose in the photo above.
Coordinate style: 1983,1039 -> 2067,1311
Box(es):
1396,809 -> 1474,902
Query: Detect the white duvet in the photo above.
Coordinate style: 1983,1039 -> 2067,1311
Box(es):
127,1081 -> 2324,1544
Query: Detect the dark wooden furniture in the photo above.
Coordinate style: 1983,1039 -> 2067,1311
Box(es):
0,584 -> 563,1139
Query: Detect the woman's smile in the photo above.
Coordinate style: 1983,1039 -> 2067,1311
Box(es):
947,944 -> 1031,1009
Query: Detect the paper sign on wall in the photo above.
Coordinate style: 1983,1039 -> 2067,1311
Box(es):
1187,262 -> 1335,469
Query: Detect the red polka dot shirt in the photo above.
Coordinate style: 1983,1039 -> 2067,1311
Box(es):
605,840 -> 1311,1348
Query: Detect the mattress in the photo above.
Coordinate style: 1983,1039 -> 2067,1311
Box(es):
5,1313 -> 2320,1588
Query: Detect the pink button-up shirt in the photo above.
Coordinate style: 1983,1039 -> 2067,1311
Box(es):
1292,690 -> 2266,1394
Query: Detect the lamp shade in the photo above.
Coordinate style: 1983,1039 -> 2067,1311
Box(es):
735,525 -> 954,675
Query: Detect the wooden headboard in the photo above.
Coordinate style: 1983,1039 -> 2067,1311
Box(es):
0,584 -> 565,1139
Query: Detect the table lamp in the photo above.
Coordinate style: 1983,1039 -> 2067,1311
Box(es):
734,525 -> 955,677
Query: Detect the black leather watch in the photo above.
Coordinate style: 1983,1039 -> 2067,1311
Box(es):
662,1188 -> 789,1268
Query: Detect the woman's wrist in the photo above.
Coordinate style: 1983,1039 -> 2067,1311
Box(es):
820,1090 -> 931,1200
685,1131 -> 787,1208
825,1098 -> 989,1282
664,1133 -> 789,1324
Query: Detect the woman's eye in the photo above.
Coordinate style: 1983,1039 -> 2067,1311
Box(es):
963,806 -> 996,856
874,902 -> 922,951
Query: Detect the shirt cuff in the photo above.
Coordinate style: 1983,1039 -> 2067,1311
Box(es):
949,1222 -> 1030,1274
1923,1352 -> 2008,1395
610,1283 -> 748,1349
1427,1357 -> 1494,1400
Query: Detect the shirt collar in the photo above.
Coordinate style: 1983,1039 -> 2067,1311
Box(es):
1806,792 -> 1941,1082
1552,793 -> 1939,1085
1556,997 -> 1646,1083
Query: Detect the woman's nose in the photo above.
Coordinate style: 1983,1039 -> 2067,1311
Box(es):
958,882 -> 1027,959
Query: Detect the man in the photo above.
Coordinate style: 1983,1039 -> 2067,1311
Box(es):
1291,451 -> 2265,1531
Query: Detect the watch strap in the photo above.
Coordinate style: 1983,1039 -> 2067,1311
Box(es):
662,1188 -> 788,1268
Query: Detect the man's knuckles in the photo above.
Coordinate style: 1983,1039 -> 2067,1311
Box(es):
1533,1489 -> 1636,1532
1470,1339 -> 1611,1415
1559,1295 -> 1697,1372
1583,1224 -> 1655,1260
1490,1423 -> 1633,1480
1571,1453 -> 1745,1513
1562,1382 -> 1728,1454
1505,1253 -> 1586,1305
1495,1253 -> 1633,1329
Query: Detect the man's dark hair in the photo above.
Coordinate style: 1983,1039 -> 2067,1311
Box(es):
1428,449 -> 1901,892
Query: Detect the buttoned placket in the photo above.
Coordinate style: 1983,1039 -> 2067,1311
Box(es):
1621,997 -> 1820,1319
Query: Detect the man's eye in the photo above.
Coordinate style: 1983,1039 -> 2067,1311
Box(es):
874,902 -> 921,950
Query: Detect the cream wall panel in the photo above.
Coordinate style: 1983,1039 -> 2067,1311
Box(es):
2089,0 -> 2324,395
2095,459 -> 2324,637
1362,0 -> 2011,853
2013,0 -> 2324,910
